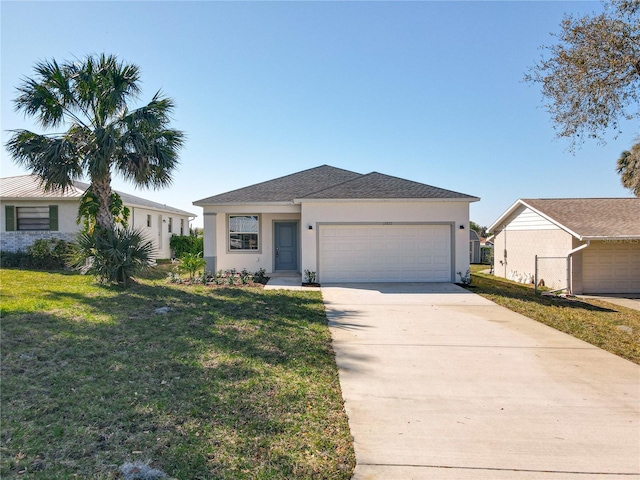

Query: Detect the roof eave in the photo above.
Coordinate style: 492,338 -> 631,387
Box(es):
294,197 -> 480,204
581,235 -> 640,241
193,200 -> 296,207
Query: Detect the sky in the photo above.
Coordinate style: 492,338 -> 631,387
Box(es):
1,0 -> 637,229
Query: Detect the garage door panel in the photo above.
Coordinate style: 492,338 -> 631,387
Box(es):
319,224 -> 452,283
582,242 -> 640,294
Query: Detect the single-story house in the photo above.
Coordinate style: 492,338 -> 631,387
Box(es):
488,198 -> 640,294
193,165 -> 480,283
1,175 -> 196,259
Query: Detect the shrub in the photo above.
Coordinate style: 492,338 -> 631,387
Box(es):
70,228 -> 155,286
170,235 -> 203,258
175,252 -> 206,282
26,238 -> 75,270
0,239 -> 74,270
0,250 -> 29,268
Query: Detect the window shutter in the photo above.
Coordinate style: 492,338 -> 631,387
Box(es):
49,205 -> 59,231
5,205 -> 15,232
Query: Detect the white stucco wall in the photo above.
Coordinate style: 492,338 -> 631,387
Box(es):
1,198 -> 192,258
199,204 -> 300,273
300,200 -> 471,280
0,199 -> 81,251
199,199 -> 473,279
128,206 -> 192,259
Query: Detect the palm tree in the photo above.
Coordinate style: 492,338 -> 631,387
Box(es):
6,53 -> 185,231
617,142 -> 640,197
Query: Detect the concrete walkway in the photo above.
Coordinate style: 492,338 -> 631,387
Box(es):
322,283 -> 640,479
263,273 -> 319,291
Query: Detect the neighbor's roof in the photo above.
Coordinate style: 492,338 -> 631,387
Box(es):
489,198 -> 640,239
1,175 -> 196,217
0,175 -> 85,199
193,165 -> 479,205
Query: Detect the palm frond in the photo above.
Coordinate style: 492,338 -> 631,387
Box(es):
5,129 -> 83,191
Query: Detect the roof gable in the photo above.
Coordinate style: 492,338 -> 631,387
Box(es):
490,198 -> 640,239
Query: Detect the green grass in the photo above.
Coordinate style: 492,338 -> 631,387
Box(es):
1,268 -> 355,479
467,265 -> 640,365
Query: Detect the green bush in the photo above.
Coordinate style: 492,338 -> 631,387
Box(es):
70,228 -> 155,286
170,235 -> 203,258
175,252 -> 206,281
0,239 -> 74,270
0,251 -> 29,268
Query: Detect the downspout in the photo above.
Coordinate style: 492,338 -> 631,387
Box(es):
567,241 -> 590,294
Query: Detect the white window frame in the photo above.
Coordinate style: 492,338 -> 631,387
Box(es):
228,214 -> 260,252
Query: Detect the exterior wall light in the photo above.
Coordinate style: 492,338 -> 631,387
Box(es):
308,225 -> 313,230
459,225 -> 465,229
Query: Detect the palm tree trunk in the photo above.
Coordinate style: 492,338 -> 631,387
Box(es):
92,175 -> 116,231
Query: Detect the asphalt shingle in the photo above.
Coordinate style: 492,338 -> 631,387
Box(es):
522,198 -> 640,238
193,165 -> 478,204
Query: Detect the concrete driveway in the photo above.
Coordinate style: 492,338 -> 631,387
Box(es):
322,283 -> 640,479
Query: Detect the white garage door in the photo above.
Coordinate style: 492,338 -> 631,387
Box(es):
582,241 -> 640,294
319,224 -> 452,283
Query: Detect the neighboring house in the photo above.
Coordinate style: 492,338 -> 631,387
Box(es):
480,237 -> 494,265
193,165 -> 479,283
489,198 -> 640,295
470,229 -> 481,264
1,175 -> 196,259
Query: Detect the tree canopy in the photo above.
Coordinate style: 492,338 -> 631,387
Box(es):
526,0 -> 639,145
526,0 -> 640,196
6,53 -> 185,230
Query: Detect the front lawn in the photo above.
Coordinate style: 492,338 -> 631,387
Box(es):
467,266 -> 640,365
0,269 -> 354,479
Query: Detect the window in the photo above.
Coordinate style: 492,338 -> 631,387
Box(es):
180,218 -> 184,235
5,205 -> 58,231
168,217 -> 173,233
229,215 -> 259,250
147,215 -> 152,228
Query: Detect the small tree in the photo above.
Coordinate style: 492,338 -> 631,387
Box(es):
70,228 -> 155,286
176,252 -> 207,282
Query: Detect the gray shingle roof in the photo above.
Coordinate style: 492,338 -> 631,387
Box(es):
1,175 -> 195,217
522,198 -> 640,238
301,172 -> 478,200
193,165 -> 362,204
193,165 -> 478,205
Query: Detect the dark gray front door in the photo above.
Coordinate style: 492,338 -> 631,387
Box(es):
275,222 -> 298,271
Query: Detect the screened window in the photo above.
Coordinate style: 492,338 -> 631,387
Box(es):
17,207 -> 50,231
180,218 -> 184,235
229,215 -> 259,250
168,217 -> 173,233
147,215 -> 152,228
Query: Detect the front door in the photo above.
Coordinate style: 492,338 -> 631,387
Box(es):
274,222 -> 298,271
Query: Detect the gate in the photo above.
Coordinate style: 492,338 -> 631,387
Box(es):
534,255 -> 567,294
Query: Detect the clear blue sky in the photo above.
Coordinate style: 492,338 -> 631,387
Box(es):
1,1 -> 637,229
